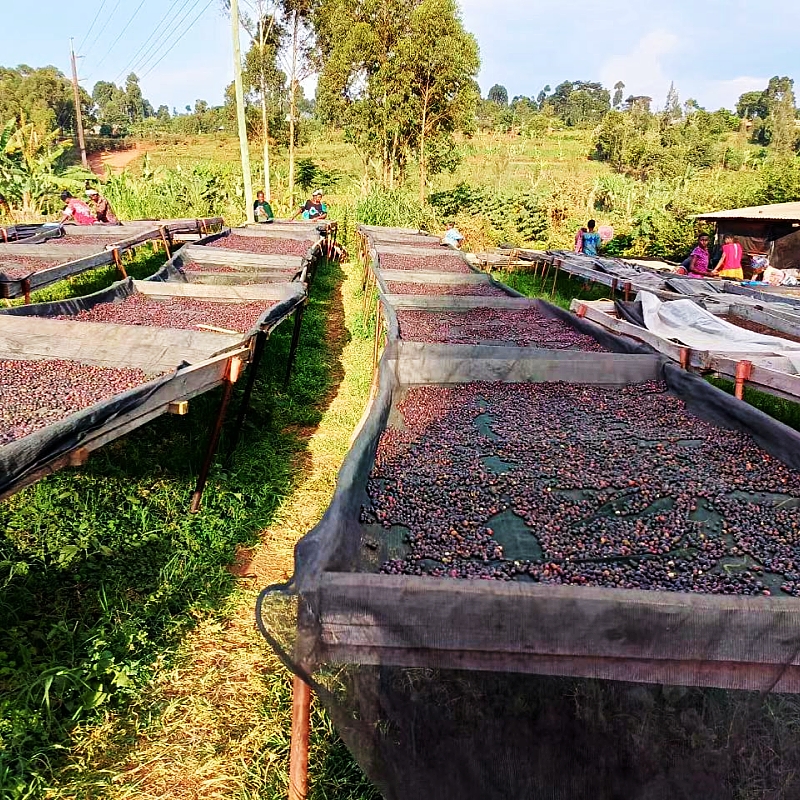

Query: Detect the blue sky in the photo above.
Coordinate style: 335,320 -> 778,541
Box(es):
1,0 -> 798,112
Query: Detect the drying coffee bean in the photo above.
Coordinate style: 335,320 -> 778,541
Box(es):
0,358 -> 156,445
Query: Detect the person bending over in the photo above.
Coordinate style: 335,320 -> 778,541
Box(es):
86,188 -> 120,225
292,189 -> 328,220
60,190 -> 95,225
441,221 -> 464,250
581,220 -> 601,257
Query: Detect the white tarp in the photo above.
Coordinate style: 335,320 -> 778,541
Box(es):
639,292 -> 800,372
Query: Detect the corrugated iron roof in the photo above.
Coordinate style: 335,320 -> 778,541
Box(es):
695,202 -> 800,222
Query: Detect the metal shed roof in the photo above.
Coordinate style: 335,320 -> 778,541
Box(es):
695,202 -> 800,223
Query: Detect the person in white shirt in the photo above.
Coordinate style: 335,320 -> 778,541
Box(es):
441,221 -> 464,249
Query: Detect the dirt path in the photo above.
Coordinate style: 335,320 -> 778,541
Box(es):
88,144 -> 149,175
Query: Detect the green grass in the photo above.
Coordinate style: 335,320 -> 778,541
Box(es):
707,377 -> 800,433
493,266 -> 614,310
6,243 -> 167,307
0,252 -> 374,798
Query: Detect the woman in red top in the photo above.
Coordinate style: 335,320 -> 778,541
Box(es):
712,234 -> 744,281
60,190 -> 96,225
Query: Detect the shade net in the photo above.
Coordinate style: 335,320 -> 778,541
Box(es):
256,234 -> 800,799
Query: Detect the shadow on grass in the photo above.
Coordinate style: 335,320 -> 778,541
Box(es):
0,257 -> 348,796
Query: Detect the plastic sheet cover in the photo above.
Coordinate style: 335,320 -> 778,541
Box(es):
639,291 -> 800,369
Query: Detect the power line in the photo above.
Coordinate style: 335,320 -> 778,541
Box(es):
133,0 -> 207,79
82,0 -> 124,58
111,0 -> 187,85
78,0 -> 109,53
126,0 -> 199,80
139,0 -> 215,81
90,0 -> 150,80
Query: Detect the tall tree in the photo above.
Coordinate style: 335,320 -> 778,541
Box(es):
612,81 -> 625,109
315,0 -> 479,192
398,0 -> 479,201
664,82 -> 681,122
487,84 -> 508,106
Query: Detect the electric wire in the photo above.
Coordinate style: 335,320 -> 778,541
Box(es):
89,0 -> 150,81
77,0 -> 110,53
111,0 -> 188,84
139,0 -> 216,81
82,0 -> 124,58
125,0 -> 200,80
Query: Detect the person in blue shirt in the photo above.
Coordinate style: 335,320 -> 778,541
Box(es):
441,221 -> 464,249
581,219 -> 601,257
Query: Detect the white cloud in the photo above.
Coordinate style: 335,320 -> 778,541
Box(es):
696,76 -> 768,110
600,30 -> 679,105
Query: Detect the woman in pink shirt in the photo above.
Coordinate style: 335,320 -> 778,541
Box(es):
60,190 -> 96,225
712,234 -> 744,281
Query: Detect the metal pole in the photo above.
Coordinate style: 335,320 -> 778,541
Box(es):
70,40 -> 88,170
231,0 -> 255,224
288,675 -> 311,800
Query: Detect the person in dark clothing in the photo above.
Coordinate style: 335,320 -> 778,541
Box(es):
86,188 -> 120,225
254,190 -> 274,222
292,189 -> 328,220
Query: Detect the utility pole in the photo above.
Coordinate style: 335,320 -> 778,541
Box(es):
70,39 -> 88,169
231,0 -> 255,224
287,9 -> 299,209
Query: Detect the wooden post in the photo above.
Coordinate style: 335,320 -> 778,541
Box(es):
159,226 -> 172,259
22,278 -> 31,305
231,0 -> 255,224
190,357 -> 242,513
624,282 -> 632,302
288,675 -> 311,800
70,40 -> 88,169
735,360 -> 753,400
372,301 -> 383,373
112,247 -> 128,279
679,347 -> 691,371
611,278 -> 618,299
550,258 -> 561,298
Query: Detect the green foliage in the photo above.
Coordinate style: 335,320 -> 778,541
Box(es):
0,65 -> 90,135
355,187 -> 435,229
0,118 -> 94,216
102,155 -> 246,221
549,80 -> 610,126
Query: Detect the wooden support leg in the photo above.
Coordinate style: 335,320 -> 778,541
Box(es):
189,357 -> 242,513
611,278 -> 618,299
288,675 -> 311,800
550,259 -> 561,298
226,332 -> 268,462
22,278 -> 31,305
624,282 -> 632,302
159,226 -> 172,259
112,247 -> 128,279
735,360 -> 753,400
284,302 -> 307,389
372,301 -> 383,373
679,347 -> 691,371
